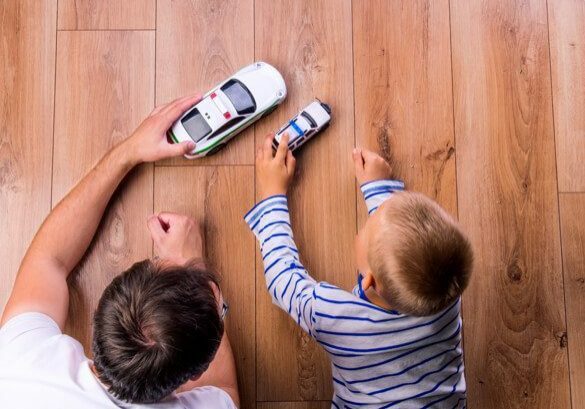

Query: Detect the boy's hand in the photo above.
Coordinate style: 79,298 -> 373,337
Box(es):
123,94 -> 201,164
256,133 -> 296,200
147,212 -> 204,266
352,147 -> 393,185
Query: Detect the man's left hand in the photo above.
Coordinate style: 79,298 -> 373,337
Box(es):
147,213 -> 205,266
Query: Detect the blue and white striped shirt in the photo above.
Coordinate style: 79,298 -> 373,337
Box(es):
245,180 -> 466,409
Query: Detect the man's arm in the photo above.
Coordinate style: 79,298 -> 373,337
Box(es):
1,94 -> 200,329
177,333 -> 240,407
146,212 -> 240,406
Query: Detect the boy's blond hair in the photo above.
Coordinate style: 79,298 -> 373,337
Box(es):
368,192 -> 473,316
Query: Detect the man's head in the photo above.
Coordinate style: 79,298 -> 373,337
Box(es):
92,259 -> 223,403
355,192 -> 473,316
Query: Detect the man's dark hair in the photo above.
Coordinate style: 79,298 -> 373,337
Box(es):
92,259 -> 223,403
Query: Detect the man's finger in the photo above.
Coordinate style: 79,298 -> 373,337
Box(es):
167,140 -> 196,157
263,133 -> 275,158
275,133 -> 289,162
160,94 -> 202,126
147,214 -> 166,241
150,104 -> 166,117
286,150 -> 296,176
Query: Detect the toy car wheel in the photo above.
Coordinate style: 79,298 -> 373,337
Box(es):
261,105 -> 278,119
207,143 -> 227,156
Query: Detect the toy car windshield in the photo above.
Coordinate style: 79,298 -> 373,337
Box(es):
181,108 -> 212,142
221,79 -> 256,115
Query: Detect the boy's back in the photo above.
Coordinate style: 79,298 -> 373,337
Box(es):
312,283 -> 464,407
247,136 -> 468,408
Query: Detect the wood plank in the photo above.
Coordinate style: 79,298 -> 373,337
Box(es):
53,31 -> 155,350
58,0 -> 155,30
548,0 -> 585,192
254,0 -> 355,401
156,0 -> 254,166
353,0 -> 457,219
0,1 -> 56,310
450,1 -> 571,408
154,166 -> 255,409
257,402 -> 330,409
559,193 -> 585,408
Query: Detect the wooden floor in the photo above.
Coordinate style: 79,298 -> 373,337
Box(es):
1,1 -> 584,408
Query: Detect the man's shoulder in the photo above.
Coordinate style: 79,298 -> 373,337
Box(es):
0,312 -> 87,367
176,386 -> 238,409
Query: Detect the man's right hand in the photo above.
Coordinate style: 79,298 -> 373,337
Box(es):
123,94 -> 202,165
147,213 -> 204,266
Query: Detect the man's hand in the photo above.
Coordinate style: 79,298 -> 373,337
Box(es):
123,94 -> 201,164
352,147 -> 393,185
147,213 -> 204,266
256,133 -> 296,200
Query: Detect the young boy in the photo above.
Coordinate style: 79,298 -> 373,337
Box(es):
246,133 -> 473,408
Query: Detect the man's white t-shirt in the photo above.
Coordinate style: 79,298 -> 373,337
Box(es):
0,312 -> 237,409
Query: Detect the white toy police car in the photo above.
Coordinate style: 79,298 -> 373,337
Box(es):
168,62 -> 286,158
273,99 -> 331,152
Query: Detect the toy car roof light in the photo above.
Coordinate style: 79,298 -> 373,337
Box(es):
210,92 -> 231,119
273,99 -> 331,152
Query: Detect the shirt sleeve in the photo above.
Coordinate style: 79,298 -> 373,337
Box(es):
0,312 -> 62,364
244,195 -> 318,336
177,386 -> 237,409
360,179 -> 405,214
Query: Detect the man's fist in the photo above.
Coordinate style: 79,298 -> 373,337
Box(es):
352,148 -> 393,185
147,212 -> 204,266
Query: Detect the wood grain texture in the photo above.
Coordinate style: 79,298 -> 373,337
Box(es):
156,0 -> 254,166
450,1 -> 570,408
0,0 -> 56,310
254,0 -> 355,401
53,31 -> 155,349
559,193 -> 585,408
154,166 -> 255,409
548,0 -> 585,192
257,402 -> 330,409
353,0 -> 457,220
58,0 -> 155,30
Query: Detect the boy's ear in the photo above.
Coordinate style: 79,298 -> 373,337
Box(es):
361,271 -> 376,290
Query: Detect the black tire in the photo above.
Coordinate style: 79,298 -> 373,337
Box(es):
261,105 -> 278,118
207,143 -> 227,156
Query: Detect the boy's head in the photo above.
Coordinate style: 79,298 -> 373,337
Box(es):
355,192 -> 473,316
92,259 -> 224,404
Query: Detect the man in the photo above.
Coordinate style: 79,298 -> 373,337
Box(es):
0,94 -> 239,408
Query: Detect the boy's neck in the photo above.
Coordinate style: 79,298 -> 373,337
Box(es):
364,286 -> 396,311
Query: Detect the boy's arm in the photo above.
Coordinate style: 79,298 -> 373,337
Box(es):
353,148 -> 404,214
245,195 -> 317,335
1,95 -> 200,329
247,134 -> 318,336
360,179 -> 405,214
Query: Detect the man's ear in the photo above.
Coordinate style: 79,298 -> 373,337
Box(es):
361,271 -> 376,290
190,374 -> 202,382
